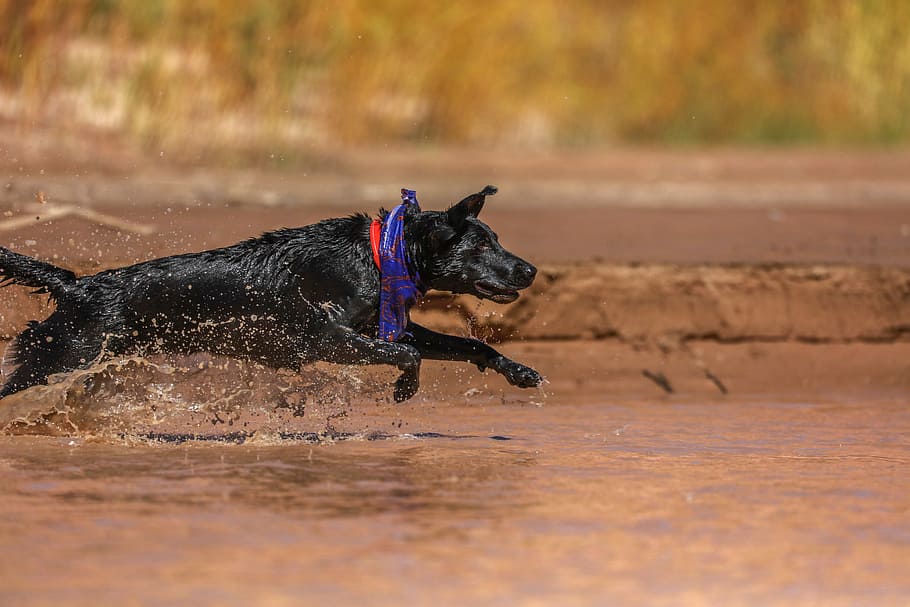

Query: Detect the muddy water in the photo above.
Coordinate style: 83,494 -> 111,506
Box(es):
0,357 -> 908,606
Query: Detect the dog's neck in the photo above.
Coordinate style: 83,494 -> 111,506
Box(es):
371,200 -> 426,342
369,213 -> 426,291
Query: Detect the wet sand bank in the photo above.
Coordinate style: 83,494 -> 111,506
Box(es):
2,340 -> 908,437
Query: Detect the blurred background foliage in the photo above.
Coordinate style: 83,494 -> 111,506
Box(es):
1,0 -> 909,158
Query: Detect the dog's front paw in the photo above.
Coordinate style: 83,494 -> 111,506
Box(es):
392,345 -> 421,402
492,357 -> 543,388
394,368 -> 420,402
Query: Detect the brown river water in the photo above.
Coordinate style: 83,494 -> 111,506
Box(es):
0,350 -> 908,607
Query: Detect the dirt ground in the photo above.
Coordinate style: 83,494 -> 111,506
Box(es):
1,142 -> 909,606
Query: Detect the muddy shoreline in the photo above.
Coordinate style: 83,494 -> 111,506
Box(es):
3,259 -> 907,406
1,149 -> 909,606
4,260 -> 908,343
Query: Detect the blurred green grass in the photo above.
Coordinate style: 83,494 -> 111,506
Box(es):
2,0 -> 910,159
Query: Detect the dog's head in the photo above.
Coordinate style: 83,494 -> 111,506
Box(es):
406,185 -> 537,303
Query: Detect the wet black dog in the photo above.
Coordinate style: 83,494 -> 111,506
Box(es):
0,185 -> 542,401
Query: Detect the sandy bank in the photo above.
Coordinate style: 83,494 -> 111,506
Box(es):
1,262 -> 907,406
3,262 -> 907,346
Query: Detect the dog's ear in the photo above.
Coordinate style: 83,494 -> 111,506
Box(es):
447,185 -> 497,228
430,223 -> 458,251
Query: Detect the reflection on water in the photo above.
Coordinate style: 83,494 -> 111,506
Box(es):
0,357 -> 908,606
3,437 -> 534,518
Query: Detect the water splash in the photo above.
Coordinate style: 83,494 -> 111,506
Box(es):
0,352 -> 398,442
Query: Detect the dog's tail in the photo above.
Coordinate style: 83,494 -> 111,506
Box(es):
0,247 -> 76,301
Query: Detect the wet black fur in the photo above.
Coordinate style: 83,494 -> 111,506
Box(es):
0,185 -> 542,401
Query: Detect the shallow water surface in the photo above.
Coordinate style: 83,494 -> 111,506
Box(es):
1,389 -> 908,606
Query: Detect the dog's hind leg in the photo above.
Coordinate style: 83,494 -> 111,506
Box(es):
0,342 -> 65,399
310,327 -> 422,402
0,355 -> 60,397
0,315 -> 104,398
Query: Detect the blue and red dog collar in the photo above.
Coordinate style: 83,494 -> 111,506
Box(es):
370,189 -> 425,342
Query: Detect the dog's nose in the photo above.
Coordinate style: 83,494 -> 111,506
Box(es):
516,262 -> 537,284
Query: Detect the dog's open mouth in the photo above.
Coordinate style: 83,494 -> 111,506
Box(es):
474,280 -> 520,303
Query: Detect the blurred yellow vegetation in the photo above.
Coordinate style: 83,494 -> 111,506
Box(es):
2,0 -> 910,157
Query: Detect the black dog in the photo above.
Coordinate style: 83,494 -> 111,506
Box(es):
0,185 -> 542,401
